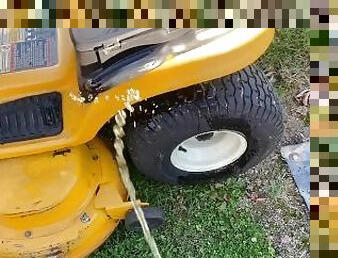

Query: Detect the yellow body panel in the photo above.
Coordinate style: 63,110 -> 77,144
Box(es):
0,139 -> 135,258
0,29 -> 275,160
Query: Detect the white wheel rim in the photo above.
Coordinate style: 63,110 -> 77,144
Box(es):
170,130 -> 248,173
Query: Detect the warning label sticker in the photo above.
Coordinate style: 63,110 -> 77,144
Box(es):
0,29 -> 58,74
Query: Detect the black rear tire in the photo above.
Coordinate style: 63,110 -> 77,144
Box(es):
125,65 -> 283,184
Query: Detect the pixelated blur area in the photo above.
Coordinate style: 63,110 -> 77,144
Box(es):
0,0 -> 309,28
310,0 -> 338,257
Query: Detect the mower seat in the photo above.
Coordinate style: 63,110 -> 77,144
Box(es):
70,28 -> 190,66
71,28 -> 149,53
71,29 -> 197,97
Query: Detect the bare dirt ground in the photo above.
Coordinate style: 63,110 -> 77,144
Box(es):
243,29 -> 310,257
242,107 -> 310,257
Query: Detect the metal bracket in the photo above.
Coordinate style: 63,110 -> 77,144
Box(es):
94,183 -> 148,220
102,40 -> 121,56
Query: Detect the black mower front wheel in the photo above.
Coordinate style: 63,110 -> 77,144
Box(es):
126,65 -> 283,184
125,207 -> 164,232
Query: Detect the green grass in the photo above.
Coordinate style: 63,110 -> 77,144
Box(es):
258,29 -> 310,98
93,174 -> 274,258
94,29 -> 309,258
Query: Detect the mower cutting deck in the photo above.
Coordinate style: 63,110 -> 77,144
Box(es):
0,139 -> 135,257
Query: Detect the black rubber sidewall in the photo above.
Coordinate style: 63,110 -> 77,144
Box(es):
129,105 -> 274,184
126,65 -> 283,184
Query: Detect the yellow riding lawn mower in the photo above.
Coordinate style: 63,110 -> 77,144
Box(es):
0,28 -> 282,257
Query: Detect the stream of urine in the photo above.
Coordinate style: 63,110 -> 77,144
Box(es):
113,89 -> 161,258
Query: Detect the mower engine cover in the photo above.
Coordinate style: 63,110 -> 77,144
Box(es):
71,28 -> 191,66
0,29 -> 275,161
